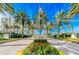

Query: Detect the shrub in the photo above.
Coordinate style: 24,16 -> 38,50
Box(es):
34,39 -> 47,43
11,32 -> 32,38
53,34 -> 71,39
23,35 -> 32,38
11,32 -> 22,38
47,33 -> 53,38
23,42 -> 61,55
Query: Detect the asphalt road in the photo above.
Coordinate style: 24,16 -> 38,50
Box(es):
0,38 -> 33,55
48,39 -> 79,55
0,37 -> 79,55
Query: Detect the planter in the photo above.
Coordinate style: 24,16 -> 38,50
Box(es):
17,42 -> 64,55
34,39 -> 47,43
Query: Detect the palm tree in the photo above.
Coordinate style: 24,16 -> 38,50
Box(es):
30,21 -> 36,35
49,22 -> 55,34
26,17 -> 32,35
14,10 -> 28,38
13,24 -> 20,34
0,4 -> 9,33
67,3 -> 79,18
45,22 -> 49,35
35,7 -> 48,35
54,10 -> 71,37
45,21 -> 56,37
3,3 -> 15,38
66,3 -> 79,34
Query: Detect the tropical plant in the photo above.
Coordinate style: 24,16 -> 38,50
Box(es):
67,3 -> 79,18
54,10 -> 72,37
3,3 -> 15,38
66,3 -> 79,34
35,7 -> 48,35
13,24 -> 20,34
23,42 -> 61,55
14,10 -> 28,38
27,18 -> 36,35
30,21 -> 36,35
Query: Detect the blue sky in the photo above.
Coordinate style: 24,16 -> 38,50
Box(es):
12,3 -> 79,34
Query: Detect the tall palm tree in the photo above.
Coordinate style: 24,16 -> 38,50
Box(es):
30,21 -> 36,35
14,10 -> 28,38
67,3 -> 79,18
66,3 -> 79,34
27,17 -> 33,35
0,4 -> 10,34
3,3 -> 15,38
45,21 -> 56,36
13,24 -> 20,34
35,7 -> 48,35
54,10 -> 71,37
49,22 -> 55,34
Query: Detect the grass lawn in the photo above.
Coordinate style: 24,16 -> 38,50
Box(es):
0,38 -> 22,44
63,37 -> 79,43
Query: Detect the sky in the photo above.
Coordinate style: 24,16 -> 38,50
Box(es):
12,3 -> 79,34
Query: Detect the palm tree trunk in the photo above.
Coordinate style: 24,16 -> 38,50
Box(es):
40,29 -> 41,35
47,29 -> 48,35
31,30 -> 34,35
57,26 -> 60,38
9,16 -> 11,38
21,25 -> 24,38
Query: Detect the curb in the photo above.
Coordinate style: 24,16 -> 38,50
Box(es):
17,49 -> 25,55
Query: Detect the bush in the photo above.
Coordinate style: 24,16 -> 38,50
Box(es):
23,35 -> 32,38
23,42 -> 61,55
0,38 -> 7,40
47,33 -> 53,38
11,32 -> 32,38
34,39 -> 47,43
11,32 -> 22,38
53,34 -> 71,39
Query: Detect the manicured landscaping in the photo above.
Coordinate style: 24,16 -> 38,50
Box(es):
0,38 -> 22,44
17,39 -> 64,55
34,39 -> 47,43
11,32 -> 32,38
63,38 -> 79,43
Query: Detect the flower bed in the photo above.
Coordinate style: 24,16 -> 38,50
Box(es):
17,42 -> 64,55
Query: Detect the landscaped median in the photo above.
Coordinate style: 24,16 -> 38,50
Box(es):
17,39 -> 64,55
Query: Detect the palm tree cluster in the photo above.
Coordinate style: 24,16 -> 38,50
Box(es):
0,3 -> 79,38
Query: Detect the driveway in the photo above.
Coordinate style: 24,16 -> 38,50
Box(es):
0,37 -> 34,55
48,39 -> 79,55
0,37 -> 79,55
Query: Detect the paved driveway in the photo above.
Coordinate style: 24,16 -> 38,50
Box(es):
0,38 -> 33,55
0,37 -> 79,55
48,39 -> 79,55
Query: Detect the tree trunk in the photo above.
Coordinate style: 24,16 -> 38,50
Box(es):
47,30 -> 48,35
9,16 -> 11,39
40,29 -> 41,35
46,29 -> 49,36
31,30 -> 34,35
21,25 -> 24,38
57,26 -> 60,38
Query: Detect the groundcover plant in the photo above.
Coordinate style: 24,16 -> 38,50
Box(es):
21,42 -> 63,55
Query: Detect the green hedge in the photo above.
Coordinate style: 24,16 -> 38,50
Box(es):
34,39 -> 47,43
53,34 -> 71,39
11,32 -> 32,38
11,32 -> 22,38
